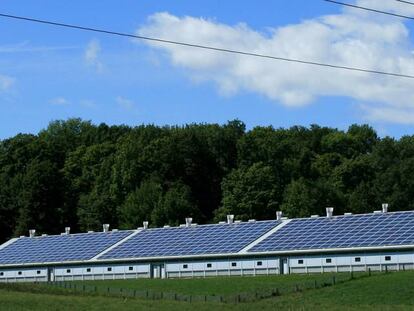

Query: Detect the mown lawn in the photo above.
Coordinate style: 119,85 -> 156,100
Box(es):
0,271 -> 413,310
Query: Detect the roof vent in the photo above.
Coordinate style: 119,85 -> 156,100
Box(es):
373,210 -> 382,214
248,219 -> 256,222
112,229 -> 118,232
87,230 -> 94,233
103,224 -> 110,233
29,229 -> 36,238
65,227 -> 70,235
218,221 -> 226,224
234,220 -> 242,224
41,234 -> 48,237
143,221 -> 149,230
382,203 -> 389,213
344,212 -> 353,216
163,225 -> 170,228
185,217 -> 193,227
227,215 -> 234,224
311,215 -> 319,218
20,235 -> 25,238
326,207 -> 334,218
276,211 -> 283,221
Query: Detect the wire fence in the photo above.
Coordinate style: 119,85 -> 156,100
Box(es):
0,269 -> 383,304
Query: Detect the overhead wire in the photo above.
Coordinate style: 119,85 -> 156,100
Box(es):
0,12 -> 413,79
324,0 -> 414,21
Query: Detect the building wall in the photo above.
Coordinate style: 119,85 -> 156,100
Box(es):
1,250 -> 414,282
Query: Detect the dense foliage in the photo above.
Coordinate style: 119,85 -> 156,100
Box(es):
0,118 -> 411,242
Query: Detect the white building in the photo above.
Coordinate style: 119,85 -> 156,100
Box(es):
1,204 -> 413,282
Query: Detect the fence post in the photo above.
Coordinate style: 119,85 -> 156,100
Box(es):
368,268 -> 371,277
146,290 -> 148,299
385,265 -> 388,274
332,276 -> 336,285
314,280 -> 317,288
351,271 -> 354,279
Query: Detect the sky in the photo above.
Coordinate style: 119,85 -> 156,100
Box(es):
1,0 -> 414,139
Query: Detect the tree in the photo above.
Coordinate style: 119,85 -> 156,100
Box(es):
216,163 -> 281,221
118,179 -> 163,229
151,182 -> 199,227
281,178 -> 317,218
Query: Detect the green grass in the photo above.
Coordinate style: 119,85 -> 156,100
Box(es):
0,271 -> 413,310
73,273 -> 348,296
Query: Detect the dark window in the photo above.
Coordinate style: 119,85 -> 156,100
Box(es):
257,261 -> 263,266
107,267 -> 112,272
86,268 -> 91,272
183,264 -> 188,269
0,272 -> 3,276
207,263 -> 212,268
37,270 -> 41,275
355,257 -> 361,262
66,269 -> 71,273
326,258 -> 332,263
231,262 -> 237,267
129,267 -> 133,271
298,259 -> 304,264
385,256 -> 391,261
18,271 -> 22,275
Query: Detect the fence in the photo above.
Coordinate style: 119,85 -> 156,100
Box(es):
0,269 -> 381,304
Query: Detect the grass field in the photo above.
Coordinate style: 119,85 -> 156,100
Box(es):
0,271 -> 413,310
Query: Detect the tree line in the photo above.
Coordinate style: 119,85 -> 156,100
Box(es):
0,118 -> 412,243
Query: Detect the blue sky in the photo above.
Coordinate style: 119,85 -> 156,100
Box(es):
1,0 -> 414,139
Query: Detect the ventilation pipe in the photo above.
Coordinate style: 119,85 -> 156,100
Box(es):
382,203 -> 389,213
143,221 -> 149,230
326,207 -> 334,218
185,217 -> 193,227
227,215 -> 234,224
276,211 -> 283,221
29,229 -> 36,238
103,224 -> 110,233
65,227 -> 70,235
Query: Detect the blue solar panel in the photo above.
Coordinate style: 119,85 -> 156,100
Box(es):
99,221 -> 279,259
248,211 -> 414,253
0,231 -> 133,265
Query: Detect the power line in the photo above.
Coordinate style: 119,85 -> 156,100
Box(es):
324,0 -> 414,21
0,12 -> 414,79
396,0 -> 414,6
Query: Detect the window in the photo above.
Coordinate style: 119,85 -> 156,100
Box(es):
231,262 -> 237,267
183,264 -> 188,269
298,259 -> 304,264
355,257 -> 361,262
66,269 -> 71,273
207,263 -> 212,268
257,261 -> 263,266
18,271 -> 22,275
37,271 -> 41,275
129,267 -> 133,271
326,258 -> 332,263
86,268 -> 91,273
385,256 -> 391,261
0,272 -> 3,276
107,267 -> 112,272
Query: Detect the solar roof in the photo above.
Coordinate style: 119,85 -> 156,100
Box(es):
99,221 -> 279,260
0,231 -> 133,265
248,211 -> 414,253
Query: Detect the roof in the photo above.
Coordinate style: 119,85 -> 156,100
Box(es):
0,210 -> 413,267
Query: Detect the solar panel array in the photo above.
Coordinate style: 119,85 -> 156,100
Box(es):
248,212 -> 414,253
0,231 -> 133,265
99,221 -> 279,260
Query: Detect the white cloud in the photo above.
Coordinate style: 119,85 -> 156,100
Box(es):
137,1 -> 414,124
50,97 -> 70,106
84,39 -> 103,73
116,96 -> 136,110
0,75 -> 15,91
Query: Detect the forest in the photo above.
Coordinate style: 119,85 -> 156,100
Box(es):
0,118 -> 412,243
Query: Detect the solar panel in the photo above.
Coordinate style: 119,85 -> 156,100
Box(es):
99,221 -> 279,260
0,231 -> 133,265
248,211 -> 414,253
